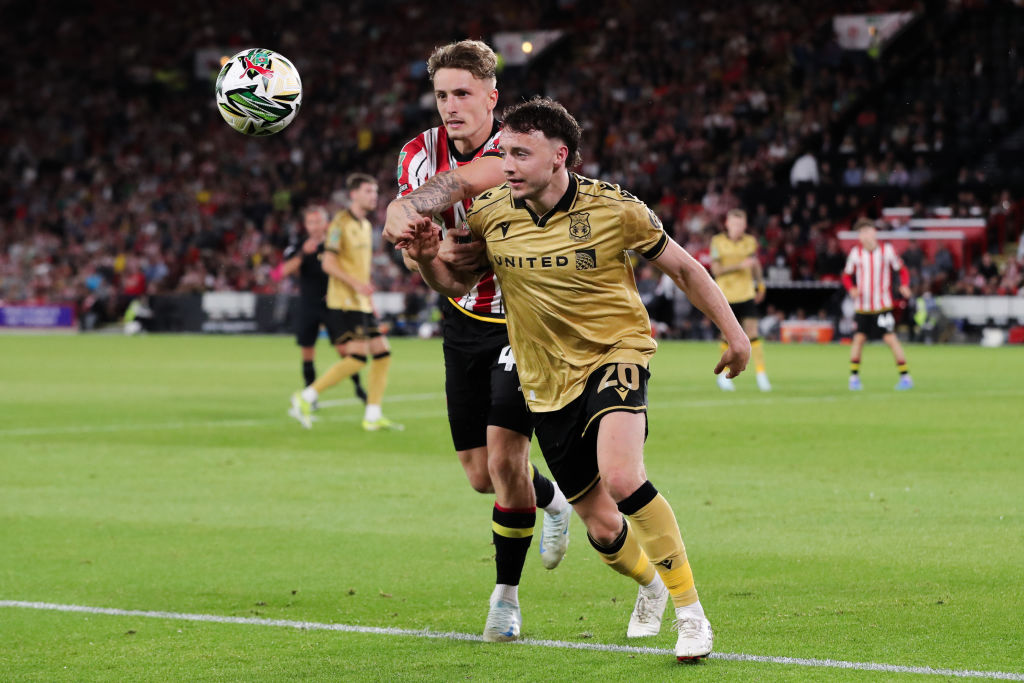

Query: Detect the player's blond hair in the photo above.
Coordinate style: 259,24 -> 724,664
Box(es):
854,217 -> 876,230
427,40 -> 497,84
726,208 -> 747,220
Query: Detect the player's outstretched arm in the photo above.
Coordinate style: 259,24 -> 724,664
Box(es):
384,157 -> 504,247
652,238 -> 751,377
405,218 -> 479,298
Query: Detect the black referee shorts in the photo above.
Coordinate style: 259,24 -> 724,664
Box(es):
295,303 -> 328,347
532,362 -> 649,504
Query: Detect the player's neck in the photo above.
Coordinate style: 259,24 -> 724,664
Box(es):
349,205 -> 368,220
452,119 -> 495,156
525,171 -> 570,217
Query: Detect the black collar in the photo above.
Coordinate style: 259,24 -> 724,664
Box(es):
447,119 -> 502,163
512,173 -> 578,227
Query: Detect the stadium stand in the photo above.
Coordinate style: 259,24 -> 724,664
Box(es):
1,0 -> 1022,337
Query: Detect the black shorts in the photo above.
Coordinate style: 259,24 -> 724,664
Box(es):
324,309 -> 382,345
729,298 -> 758,321
854,310 -> 896,340
532,362 -> 649,504
295,303 -> 329,347
443,342 -> 533,452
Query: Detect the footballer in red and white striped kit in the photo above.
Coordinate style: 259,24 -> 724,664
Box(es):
841,218 -> 914,391
397,118 -> 504,323
385,40 -> 571,643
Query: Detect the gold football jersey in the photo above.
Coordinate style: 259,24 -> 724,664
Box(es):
324,210 -> 373,312
467,174 -> 668,412
710,232 -> 757,303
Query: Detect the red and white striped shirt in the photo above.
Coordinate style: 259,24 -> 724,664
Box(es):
397,121 -> 504,321
842,243 -> 909,313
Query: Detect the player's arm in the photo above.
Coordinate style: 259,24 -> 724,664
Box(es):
651,238 -> 751,377
404,218 -> 479,297
384,156 -> 504,246
752,256 -> 767,303
322,250 -> 373,296
276,253 -> 302,279
842,251 -> 858,299
892,251 -> 912,298
710,248 -> 759,277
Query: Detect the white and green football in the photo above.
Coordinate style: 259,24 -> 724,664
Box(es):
215,48 -> 302,136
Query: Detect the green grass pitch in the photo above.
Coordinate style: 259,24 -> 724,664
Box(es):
1,335 -> 1022,681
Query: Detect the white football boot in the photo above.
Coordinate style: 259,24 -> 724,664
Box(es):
626,574 -> 670,637
673,610 -> 714,661
539,507 -> 571,569
482,599 -> 521,642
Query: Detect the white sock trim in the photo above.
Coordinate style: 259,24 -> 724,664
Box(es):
364,404 -> 382,422
300,387 -> 318,403
544,484 -> 569,515
490,583 -> 519,605
675,600 -> 706,620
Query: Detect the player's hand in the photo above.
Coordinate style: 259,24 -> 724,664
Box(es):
754,286 -> 766,304
742,256 -> 759,270
383,199 -> 420,248
899,285 -> 912,299
439,227 -> 486,271
714,335 -> 751,379
302,237 -> 319,254
404,217 -> 442,264
356,282 -> 375,296
849,287 -> 859,300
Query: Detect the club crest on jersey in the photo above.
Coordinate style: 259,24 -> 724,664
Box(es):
497,221 -> 511,237
575,249 -> 596,270
568,212 -> 592,242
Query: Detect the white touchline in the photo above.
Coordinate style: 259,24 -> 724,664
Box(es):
2,601 -> 1022,680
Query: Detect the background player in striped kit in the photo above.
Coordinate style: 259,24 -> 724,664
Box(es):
842,218 -> 914,391
385,40 -> 571,642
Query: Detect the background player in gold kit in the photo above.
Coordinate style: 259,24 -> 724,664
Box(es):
710,208 -> 771,392
290,174 -> 400,432
403,97 -> 750,662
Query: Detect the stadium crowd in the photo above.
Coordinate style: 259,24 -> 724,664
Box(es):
2,0 -> 1023,333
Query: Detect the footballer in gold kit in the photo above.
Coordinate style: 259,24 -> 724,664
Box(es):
710,208 -> 771,391
289,174 -> 401,432
405,97 -> 750,663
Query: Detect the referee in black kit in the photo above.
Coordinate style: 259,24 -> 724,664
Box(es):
279,205 -> 366,404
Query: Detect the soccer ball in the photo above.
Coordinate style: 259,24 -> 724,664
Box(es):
215,48 -> 302,136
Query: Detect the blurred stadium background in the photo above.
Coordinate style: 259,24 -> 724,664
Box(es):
4,2 -> 1024,680
3,0 -> 1024,344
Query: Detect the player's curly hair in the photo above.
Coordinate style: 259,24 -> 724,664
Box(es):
501,97 -> 582,169
427,40 -> 497,83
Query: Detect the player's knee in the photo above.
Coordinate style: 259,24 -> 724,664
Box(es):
601,470 -> 646,503
466,471 -> 494,494
460,459 -> 494,494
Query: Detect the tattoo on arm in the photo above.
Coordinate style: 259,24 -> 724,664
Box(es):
404,170 -> 472,216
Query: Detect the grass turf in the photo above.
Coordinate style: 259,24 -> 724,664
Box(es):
1,335 -> 1021,681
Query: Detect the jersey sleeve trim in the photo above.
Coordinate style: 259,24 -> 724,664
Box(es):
641,233 -> 669,261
